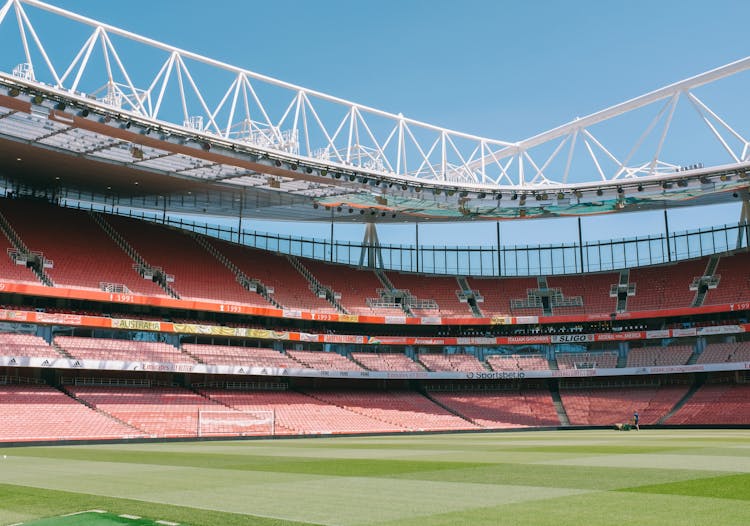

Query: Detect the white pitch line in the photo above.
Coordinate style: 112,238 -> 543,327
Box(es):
119,514 -> 142,520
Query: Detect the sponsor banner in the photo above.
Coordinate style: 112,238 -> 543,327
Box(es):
34,313 -> 83,325
594,331 -> 645,342
0,310 -> 30,322
502,335 -> 552,345
672,328 -> 697,337
490,316 -> 511,325
385,316 -> 407,324
111,318 -> 162,331
551,334 -> 595,344
282,309 -> 302,319
646,330 -> 671,339
338,314 -> 360,323
456,337 -> 498,345
322,334 -> 367,344
697,325 -> 742,336
2,355 -> 749,379
515,316 -> 539,325
420,317 -> 442,325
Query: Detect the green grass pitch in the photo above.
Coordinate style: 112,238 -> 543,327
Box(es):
2,429 -> 750,525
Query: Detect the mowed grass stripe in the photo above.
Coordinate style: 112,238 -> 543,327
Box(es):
0,483 -> 318,526
2,430 -> 750,526
371,491 -> 750,526
0,456 -> 592,526
1,448 -> 488,477
621,472 -> 750,500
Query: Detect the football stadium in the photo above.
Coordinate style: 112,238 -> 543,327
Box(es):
1,1 -> 750,524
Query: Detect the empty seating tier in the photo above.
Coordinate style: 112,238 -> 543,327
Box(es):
487,354 -> 550,371
307,390 -> 475,431
560,385 -> 689,426
182,344 -> 298,368
350,352 -> 425,371
418,353 -> 486,372
105,215 -> 262,304
200,389 -> 398,435
385,272 -> 473,317
68,386 -> 229,437
207,238 -> 334,311
666,384 -> 750,425
0,333 -> 61,357
55,336 -> 195,364
626,345 -> 694,367
556,351 -> 618,370
430,390 -> 560,428
0,198 -> 164,295
0,384 -> 141,441
286,350 -> 363,371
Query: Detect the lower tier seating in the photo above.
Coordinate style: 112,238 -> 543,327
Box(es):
0,384 -> 142,441
430,389 -> 560,428
665,384 -> 750,424
68,386 -> 228,437
560,385 -> 689,425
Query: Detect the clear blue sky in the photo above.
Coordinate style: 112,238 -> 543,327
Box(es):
15,1 -> 750,246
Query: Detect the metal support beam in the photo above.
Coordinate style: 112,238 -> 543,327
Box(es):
358,222 -> 382,269
737,195 -> 750,250
496,221 -> 501,277
578,217 -> 584,274
664,209 -> 672,262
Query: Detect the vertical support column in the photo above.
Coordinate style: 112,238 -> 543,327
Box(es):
664,209 -> 672,262
358,222 -> 383,268
330,207 -> 335,262
736,196 -> 749,250
237,192 -> 244,244
496,221 -> 501,277
415,223 -> 420,273
577,217 -> 584,274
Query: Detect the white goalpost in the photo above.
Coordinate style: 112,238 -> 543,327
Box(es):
197,410 -> 275,437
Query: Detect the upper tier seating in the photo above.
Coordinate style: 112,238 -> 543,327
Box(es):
385,272 -> 473,317
0,227 -> 40,285
487,353 -> 550,371
703,252 -> 750,305
560,385 -> 689,425
200,389 -> 399,435
286,350 -> 364,371
182,344 -> 298,368
55,336 -> 196,363
0,384 -> 141,441
467,276 -> 542,317
418,353 -> 486,372
0,333 -> 61,357
105,216 -> 264,305
350,352 -> 425,371
627,258 -> 708,311
555,351 -> 618,370
626,345 -> 694,367
546,273 -> 619,315
0,198 -> 164,295
206,238 -> 334,312
68,386 -> 228,437
666,384 -> 750,424
302,260 -> 389,315
307,390 -> 476,431
430,389 -> 560,428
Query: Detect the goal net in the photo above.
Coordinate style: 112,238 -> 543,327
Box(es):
197,410 -> 275,437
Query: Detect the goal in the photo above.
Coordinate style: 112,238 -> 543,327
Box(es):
197,409 -> 275,437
